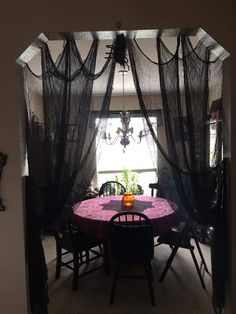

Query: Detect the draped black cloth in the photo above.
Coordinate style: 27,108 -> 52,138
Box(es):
23,38 -> 115,313
127,35 -> 226,313
24,39 -> 115,227
23,33 -> 226,314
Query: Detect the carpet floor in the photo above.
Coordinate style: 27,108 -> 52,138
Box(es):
43,236 -> 213,314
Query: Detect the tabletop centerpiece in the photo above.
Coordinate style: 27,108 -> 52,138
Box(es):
122,191 -> 135,210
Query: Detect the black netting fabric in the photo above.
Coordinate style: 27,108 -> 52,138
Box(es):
24,39 -> 116,228
128,35 -> 224,225
128,35 -> 225,313
23,38 -> 115,313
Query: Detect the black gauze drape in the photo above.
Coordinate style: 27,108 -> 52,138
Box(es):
128,35 -> 226,313
24,39 -> 115,227
23,38 -> 115,313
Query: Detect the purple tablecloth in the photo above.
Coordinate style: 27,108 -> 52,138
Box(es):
73,195 -> 179,239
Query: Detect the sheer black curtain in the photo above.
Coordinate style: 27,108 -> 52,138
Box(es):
23,38 -> 115,313
128,35 -> 226,313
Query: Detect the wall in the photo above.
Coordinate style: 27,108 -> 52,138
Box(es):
0,1 -> 234,313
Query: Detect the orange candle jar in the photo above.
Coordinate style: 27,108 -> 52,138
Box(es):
122,192 -> 135,209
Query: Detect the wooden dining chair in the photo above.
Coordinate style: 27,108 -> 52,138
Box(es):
99,181 -> 126,197
108,211 -> 155,306
149,183 -> 161,197
54,219 -> 107,291
157,221 -> 209,289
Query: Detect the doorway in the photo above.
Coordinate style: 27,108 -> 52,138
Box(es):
17,27 -> 230,314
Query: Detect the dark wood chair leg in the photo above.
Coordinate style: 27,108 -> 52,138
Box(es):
72,252 -> 79,291
190,248 -> 206,289
194,237 -> 210,273
103,241 -> 110,276
159,246 -> 179,282
110,264 -> 120,304
55,245 -> 62,279
147,261 -> 154,281
86,250 -> 90,265
99,244 -> 103,254
79,252 -> 83,263
145,263 -> 156,306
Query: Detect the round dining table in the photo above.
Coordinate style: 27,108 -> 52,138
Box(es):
73,195 -> 179,239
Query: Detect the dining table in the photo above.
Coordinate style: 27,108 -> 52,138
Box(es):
73,195 -> 179,240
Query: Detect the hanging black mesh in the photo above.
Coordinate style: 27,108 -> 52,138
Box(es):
128,34 -> 225,314
23,38 -> 115,314
24,39 -> 116,228
128,35 -> 224,225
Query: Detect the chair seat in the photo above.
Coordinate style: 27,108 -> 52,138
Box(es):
157,230 -> 193,249
61,231 -> 103,252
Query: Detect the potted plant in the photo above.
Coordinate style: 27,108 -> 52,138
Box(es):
115,169 -> 144,195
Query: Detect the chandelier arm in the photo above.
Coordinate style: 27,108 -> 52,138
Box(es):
105,134 -> 119,145
129,134 -> 141,144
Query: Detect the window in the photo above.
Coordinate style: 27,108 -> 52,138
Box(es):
210,122 -> 216,166
96,115 -> 157,194
209,120 -> 223,167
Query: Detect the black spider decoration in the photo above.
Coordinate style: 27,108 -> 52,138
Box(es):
105,33 -> 130,70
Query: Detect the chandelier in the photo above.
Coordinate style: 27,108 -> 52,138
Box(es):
103,68 -> 145,149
